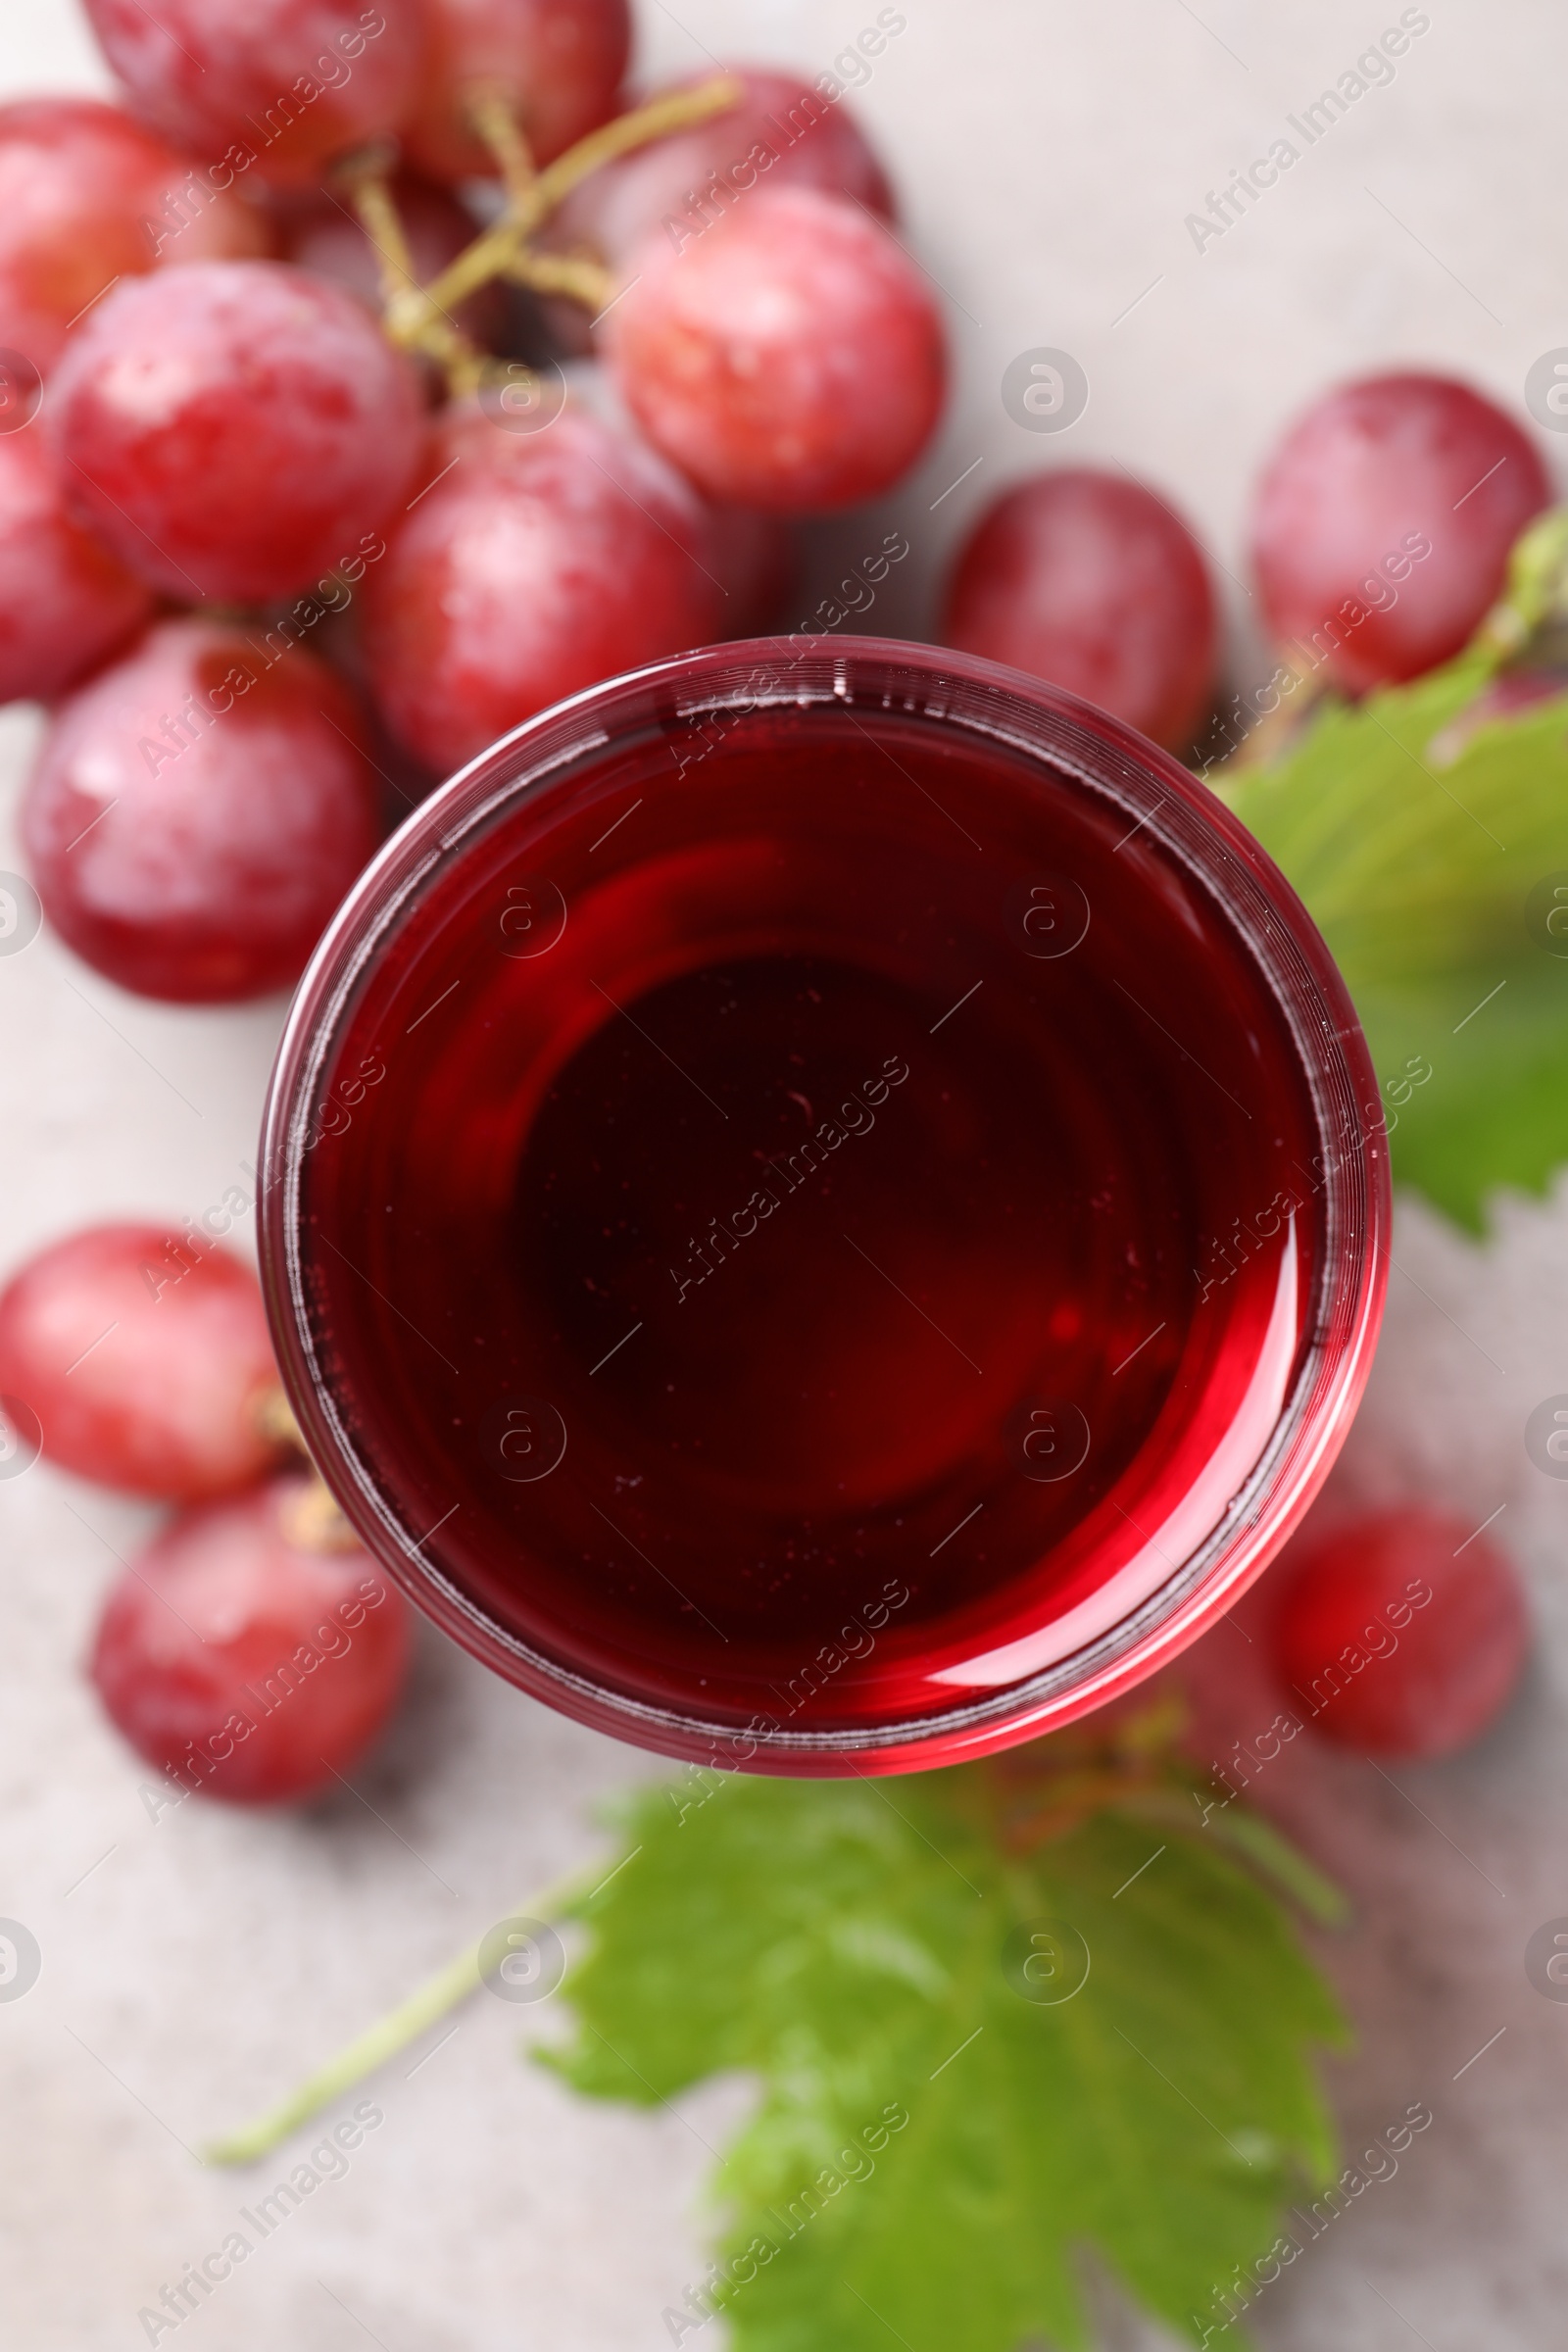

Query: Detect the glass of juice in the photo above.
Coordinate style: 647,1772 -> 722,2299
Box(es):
259,637 -> 1388,1775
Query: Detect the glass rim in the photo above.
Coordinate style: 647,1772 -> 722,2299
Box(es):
259,635 -> 1390,1775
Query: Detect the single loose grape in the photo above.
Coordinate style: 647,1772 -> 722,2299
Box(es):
941,469 -> 1218,753
49,260 -> 424,603
607,185 -> 946,513
1271,1507 -> 1529,1759
0,1224 -> 284,1499
1251,372 -> 1550,693
89,1473 -> 412,1804
23,617 -> 383,1002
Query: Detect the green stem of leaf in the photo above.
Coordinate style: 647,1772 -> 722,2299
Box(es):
202,1870 -> 585,2167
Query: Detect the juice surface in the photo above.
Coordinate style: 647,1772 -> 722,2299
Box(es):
297,700 -> 1326,1740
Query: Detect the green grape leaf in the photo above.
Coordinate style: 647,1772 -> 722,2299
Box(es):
544,1754 -> 1344,2352
1218,514 -> 1568,1232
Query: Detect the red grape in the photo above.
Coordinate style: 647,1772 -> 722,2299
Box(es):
89,1472 -> 412,1805
1251,372 -> 1551,694
278,170 -> 500,347
23,617 -> 383,1002
83,0 -> 424,192
0,98 -> 269,380
361,400 -> 722,771
48,260 -> 424,604
1271,1507 -> 1529,1760
0,1224 -> 283,1500
0,428 -> 153,707
401,0 -> 630,183
941,469 -> 1218,754
607,185 -> 946,512
494,355 -> 793,628
543,65 -> 894,272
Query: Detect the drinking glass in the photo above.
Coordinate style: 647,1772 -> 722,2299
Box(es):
259,637 -> 1388,1775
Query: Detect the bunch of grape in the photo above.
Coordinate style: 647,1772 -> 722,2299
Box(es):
4,0 -> 1545,993
1,0 -> 947,1003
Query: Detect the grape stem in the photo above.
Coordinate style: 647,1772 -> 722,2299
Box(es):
336,149 -> 492,394
503,248 -> 617,314
344,74 -> 740,398
466,89 -> 537,209
523,74 -> 744,222
202,1867 -> 589,2166
408,75 -> 743,345
338,145 -> 417,305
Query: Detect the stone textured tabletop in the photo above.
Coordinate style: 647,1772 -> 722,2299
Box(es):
3,2 -> 1566,2346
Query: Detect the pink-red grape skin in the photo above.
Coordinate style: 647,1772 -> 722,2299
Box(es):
82,0 -> 424,191
608,185 -> 946,513
401,0 -> 630,182
49,261 -> 424,604
23,617 -> 383,1003
0,429 -> 154,707
1272,1507 -> 1529,1760
0,97 -> 268,377
89,1474 -> 412,1804
544,65 -> 894,270
362,402 -> 723,772
0,1225 -> 283,1500
941,469 -> 1219,754
1251,372 -> 1551,694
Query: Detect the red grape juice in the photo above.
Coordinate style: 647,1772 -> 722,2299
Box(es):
266,644 -> 1385,1769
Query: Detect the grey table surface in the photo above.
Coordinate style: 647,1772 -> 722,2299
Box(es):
3,1 -> 1567,2345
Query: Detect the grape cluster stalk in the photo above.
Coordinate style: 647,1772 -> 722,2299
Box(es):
339,72 -> 742,395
